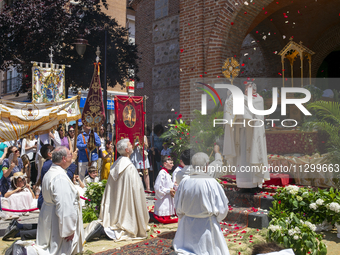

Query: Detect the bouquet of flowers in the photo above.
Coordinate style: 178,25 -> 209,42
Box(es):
82,180 -> 107,223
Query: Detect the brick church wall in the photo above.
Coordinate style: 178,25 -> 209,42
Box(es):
133,0 -> 180,127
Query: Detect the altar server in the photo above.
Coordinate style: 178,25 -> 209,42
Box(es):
153,155 -> 177,224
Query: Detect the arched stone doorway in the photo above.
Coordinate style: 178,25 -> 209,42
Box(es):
315,50 -> 340,91
180,0 -> 340,117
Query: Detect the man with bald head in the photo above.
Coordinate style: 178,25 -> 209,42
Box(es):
173,152 -> 230,255
13,146 -> 84,255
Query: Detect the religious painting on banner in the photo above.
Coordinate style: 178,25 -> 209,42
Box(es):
81,62 -> 106,129
32,62 -> 65,103
115,96 -> 144,147
0,96 -> 81,141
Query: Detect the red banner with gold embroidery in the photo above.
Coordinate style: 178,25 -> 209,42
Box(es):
115,96 -> 144,147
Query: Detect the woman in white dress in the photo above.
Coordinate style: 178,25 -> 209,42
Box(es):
3,172 -> 35,216
21,135 -> 37,184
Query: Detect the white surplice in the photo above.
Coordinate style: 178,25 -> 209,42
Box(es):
175,165 -> 192,185
23,164 -> 84,255
173,171 -> 230,255
223,93 -> 270,188
208,153 -> 225,178
172,165 -> 183,184
154,169 -> 175,216
99,156 -> 149,241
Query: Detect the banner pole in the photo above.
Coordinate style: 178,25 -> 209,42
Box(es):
111,94 -> 114,166
75,90 -> 81,175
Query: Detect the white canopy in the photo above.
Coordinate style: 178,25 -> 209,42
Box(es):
0,96 -> 81,142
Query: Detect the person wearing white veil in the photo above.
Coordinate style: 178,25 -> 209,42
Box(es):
173,152 -> 230,255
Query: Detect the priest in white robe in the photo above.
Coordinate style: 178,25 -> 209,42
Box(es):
99,138 -> 149,241
173,152 -> 230,255
223,82 -> 270,189
15,146 -> 84,255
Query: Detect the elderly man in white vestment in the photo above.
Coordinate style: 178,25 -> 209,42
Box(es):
98,138 -> 149,241
173,152 -> 230,255
14,146 -> 84,255
223,82 -> 270,190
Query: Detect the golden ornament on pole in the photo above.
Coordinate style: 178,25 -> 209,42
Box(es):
222,57 -> 240,84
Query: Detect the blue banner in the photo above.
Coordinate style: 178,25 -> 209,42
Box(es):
69,96 -> 114,110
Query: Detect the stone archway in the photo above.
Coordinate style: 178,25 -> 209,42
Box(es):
179,0 -> 340,118
311,23 -> 340,78
204,0 -> 294,77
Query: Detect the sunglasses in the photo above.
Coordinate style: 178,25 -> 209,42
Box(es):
13,150 -> 19,153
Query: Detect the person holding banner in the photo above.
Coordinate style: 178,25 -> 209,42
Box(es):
77,126 -> 101,182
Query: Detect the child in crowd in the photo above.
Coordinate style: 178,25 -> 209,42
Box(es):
73,174 -> 85,189
72,174 -> 85,207
101,140 -> 114,180
84,166 -> 100,188
153,156 -> 178,224
161,142 -> 171,156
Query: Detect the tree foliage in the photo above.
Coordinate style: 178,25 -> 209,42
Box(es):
0,0 -> 138,96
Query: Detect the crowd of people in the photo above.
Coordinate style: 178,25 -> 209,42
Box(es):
0,122 -> 295,255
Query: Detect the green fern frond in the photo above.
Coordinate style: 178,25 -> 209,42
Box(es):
307,101 -> 340,125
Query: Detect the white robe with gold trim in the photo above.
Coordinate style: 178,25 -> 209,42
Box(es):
99,156 -> 149,241
223,93 -> 270,188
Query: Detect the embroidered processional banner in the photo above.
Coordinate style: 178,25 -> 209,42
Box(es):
32,62 -> 65,103
81,63 -> 105,128
0,96 -> 81,142
115,96 -> 144,146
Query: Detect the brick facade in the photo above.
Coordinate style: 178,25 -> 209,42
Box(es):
132,0 -> 180,127
133,0 -> 340,123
